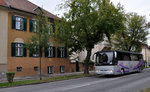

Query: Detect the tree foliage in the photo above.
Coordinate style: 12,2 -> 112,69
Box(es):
111,13 -> 148,52
54,0 -> 125,74
26,10 -> 52,80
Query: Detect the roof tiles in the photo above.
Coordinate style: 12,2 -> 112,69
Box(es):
1,0 -> 59,19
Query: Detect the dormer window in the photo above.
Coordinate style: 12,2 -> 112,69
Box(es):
33,7 -> 41,12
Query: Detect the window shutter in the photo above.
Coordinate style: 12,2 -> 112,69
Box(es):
60,66 -> 61,73
45,48 -> 48,57
12,16 -> 16,29
23,44 -> 27,57
23,18 -> 27,31
57,47 -> 60,58
47,67 -> 49,74
11,43 -> 16,56
30,20 -> 33,32
65,47 -> 67,58
53,47 -> 55,57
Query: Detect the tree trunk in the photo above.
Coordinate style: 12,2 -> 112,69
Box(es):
39,56 -> 42,80
39,47 -> 42,80
128,46 -> 131,52
84,48 -> 92,74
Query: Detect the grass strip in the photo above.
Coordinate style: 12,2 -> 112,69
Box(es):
0,74 -> 89,88
141,88 -> 150,92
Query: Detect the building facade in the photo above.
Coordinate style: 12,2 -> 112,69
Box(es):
0,0 -> 72,77
70,37 -> 111,63
142,45 -> 150,67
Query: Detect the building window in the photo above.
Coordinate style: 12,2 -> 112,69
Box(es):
12,16 -> 27,31
45,46 -> 55,58
17,67 -> 22,72
60,66 -> 65,73
34,66 -> 38,71
57,47 -> 67,58
60,48 -> 65,57
15,43 -> 24,56
30,19 -> 37,32
29,46 -> 40,57
51,24 -> 55,32
11,43 -> 26,57
47,66 -> 53,74
16,17 -> 24,30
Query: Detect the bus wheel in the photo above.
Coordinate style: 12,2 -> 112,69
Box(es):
138,68 -> 142,73
121,69 -> 125,75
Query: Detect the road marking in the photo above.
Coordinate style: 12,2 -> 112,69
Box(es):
61,78 -> 119,91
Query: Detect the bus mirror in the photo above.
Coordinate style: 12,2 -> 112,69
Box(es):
115,52 -> 117,58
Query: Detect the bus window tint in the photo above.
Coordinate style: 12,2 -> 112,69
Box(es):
131,54 -> 138,61
117,52 -> 130,61
96,52 -> 113,65
138,54 -> 143,60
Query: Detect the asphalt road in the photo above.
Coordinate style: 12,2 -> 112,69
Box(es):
1,69 -> 150,92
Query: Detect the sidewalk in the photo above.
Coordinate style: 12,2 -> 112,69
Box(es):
0,71 -> 95,83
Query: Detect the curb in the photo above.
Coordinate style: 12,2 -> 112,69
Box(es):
0,74 -> 95,89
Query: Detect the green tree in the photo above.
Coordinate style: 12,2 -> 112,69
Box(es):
54,0 -> 125,74
111,13 -> 148,52
26,10 -> 52,80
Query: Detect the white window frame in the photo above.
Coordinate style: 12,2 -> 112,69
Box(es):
60,66 -> 65,73
32,19 -> 37,32
17,67 -> 22,72
48,66 -> 53,74
60,48 -> 65,58
48,46 -> 53,57
15,43 -> 24,56
16,16 -> 24,30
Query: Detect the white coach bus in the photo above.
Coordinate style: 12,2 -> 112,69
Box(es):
94,50 -> 144,75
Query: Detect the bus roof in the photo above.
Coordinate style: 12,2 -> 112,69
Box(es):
94,50 -> 142,55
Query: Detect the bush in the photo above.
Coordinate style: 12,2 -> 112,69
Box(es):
6,72 -> 15,83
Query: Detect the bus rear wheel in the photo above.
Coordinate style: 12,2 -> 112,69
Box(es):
121,69 -> 125,75
138,68 -> 142,73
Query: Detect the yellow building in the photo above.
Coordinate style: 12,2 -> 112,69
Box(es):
0,0 -> 73,77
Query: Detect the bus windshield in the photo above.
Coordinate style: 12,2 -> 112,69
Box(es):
96,52 -> 114,65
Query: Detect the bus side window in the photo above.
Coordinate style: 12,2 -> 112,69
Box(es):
117,52 -> 123,60
123,54 -> 130,61
131,54 -> 138,61
138,55 -> 143,61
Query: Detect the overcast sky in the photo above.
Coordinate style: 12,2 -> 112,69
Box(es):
28,0 -> 150,45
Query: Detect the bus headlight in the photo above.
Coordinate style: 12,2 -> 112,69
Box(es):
109,70 -> 113,73
95,70 -> 100,73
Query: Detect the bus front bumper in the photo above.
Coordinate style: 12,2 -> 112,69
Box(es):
95,70 -> 114,75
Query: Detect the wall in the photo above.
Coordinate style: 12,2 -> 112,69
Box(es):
0,8 -> 8,64
0,7 -> 8,74
70,62 -> 94,72
7,11 -> 71,76
142,46 -> 150,67
78,37 -> 110,63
